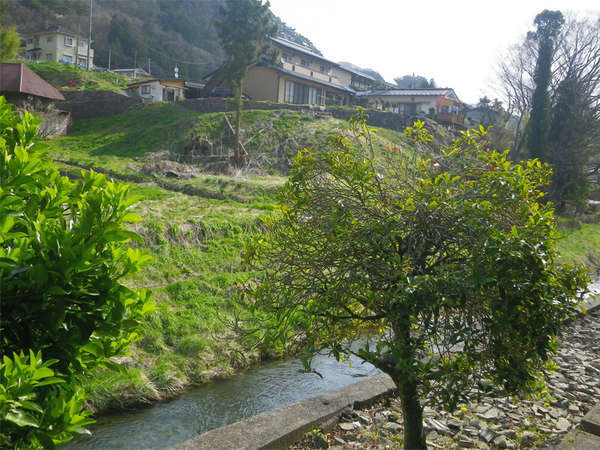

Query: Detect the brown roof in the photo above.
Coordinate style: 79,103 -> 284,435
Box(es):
0,63 -> 65,101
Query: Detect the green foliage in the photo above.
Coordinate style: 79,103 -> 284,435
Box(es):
243,112 -> 588,449
548,77 -> 597,212
0,97 -> 154,374
216,0 -> 278,166
0,350 -> 94,449
0,1 -> 20,61
526,10 -> 564,160
0,25 -> 20,60
394,74 -> 436,89
216,0 -> 277,83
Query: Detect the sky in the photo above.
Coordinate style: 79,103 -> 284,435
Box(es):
268,0 -> 599,105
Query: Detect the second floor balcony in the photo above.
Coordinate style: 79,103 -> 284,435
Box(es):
279,61 -> 342,87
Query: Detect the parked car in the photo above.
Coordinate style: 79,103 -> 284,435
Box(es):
209,87 -> 250,100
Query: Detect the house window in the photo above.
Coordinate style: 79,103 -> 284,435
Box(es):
300,59 -> 310,67
319,65 -> 330,73
26,38 -> 33,45
141,85 -> 151,95
46,36 -> 53,43
282,53 -> 292,63
78,57 -> 87,67
79,41 -> 86,47
64,37 -> 73,46
46,53 -> 53,61
284,80 -> 322,105
63,54 -> 73,62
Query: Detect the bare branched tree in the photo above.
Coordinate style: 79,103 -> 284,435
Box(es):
498,13 -> 600,173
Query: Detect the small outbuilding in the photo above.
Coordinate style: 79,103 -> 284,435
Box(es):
0,63 -> 69,136
127,78 -> 186,102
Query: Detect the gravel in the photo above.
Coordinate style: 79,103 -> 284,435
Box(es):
293,309 -> 600,449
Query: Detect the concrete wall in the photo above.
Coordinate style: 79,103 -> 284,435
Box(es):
58,90 -> 142,121
171,373 -> 395,450
181,98 -> 409,132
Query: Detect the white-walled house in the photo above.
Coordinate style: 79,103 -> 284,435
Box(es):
127,79 -> 186,102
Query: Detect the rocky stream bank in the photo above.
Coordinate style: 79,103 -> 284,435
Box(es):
294,309 -> 600,449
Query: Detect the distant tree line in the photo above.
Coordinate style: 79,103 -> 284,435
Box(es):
394,74 -> 437,89
499,10 -> 600,213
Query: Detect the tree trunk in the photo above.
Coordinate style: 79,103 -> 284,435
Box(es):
399,377 -> 427,450
233,79 -> 243,168
390,314 -> 427,450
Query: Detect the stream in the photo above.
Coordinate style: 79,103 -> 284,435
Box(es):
65,279 -> 600,449
64,351 -> 379,449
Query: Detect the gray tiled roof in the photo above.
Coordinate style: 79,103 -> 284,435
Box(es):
356,88 -> 456,97
271,37 -> 333,64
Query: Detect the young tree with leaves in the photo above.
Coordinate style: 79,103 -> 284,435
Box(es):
216,0 -> 277,168
241,113 -> 587,450
0,0 -> 20,60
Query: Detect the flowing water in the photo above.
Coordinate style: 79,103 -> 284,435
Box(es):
65,352 -> 379,449
65,279 -> 600,449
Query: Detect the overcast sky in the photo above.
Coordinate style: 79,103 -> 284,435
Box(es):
268,0 -> 599,105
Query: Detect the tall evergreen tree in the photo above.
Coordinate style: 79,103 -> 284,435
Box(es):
526,10 -> 564,160
216,0 -> 277,168
548,77 -> 597,212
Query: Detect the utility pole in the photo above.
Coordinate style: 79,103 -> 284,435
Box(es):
148,57 -> 151,75
108,47 -> 111,71
86,0 -> 92,71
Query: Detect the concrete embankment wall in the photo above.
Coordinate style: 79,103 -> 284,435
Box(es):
170,373 -> 395,450
58,91 -> 142,121
56,91 -> 410,132
181,98 -> 411,132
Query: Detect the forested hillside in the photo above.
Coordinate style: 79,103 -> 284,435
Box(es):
5,0 -> 321,81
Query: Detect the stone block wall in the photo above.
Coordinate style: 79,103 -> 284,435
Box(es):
58,91 -> 142,121
181,98 -> 410,132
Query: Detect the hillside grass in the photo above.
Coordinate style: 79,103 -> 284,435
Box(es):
25,61 -> 129,91
40,103 -> 597,413
556,215 -> 600,270
42,104 -> 410,412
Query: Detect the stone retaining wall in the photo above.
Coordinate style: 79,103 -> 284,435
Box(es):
169,373 -> 395,450
58,91 -> 142,121
181,98 -> 410,132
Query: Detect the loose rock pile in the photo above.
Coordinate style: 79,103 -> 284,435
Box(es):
295,310 -> 600,449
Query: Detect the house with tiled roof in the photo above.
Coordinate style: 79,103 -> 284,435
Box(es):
242,37 -> 376,107
356,88 -> 466,126
0,63 -> 69,135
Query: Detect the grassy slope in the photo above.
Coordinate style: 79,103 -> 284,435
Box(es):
556,216 -> 600,269
43,103 -> 597,413
25,61 -> 129,92
44,103 -> 410,412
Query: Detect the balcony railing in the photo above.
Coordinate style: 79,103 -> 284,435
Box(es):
279,61 -> 342,87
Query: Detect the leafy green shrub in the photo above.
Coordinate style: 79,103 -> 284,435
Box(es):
0,351 -> 93,449
0,96 -> 154,373
0,96 -> 154,445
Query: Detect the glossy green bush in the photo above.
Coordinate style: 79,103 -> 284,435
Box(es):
0,96 -> 154,446
0,351 -> 93,449
0,96 -> 154,374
